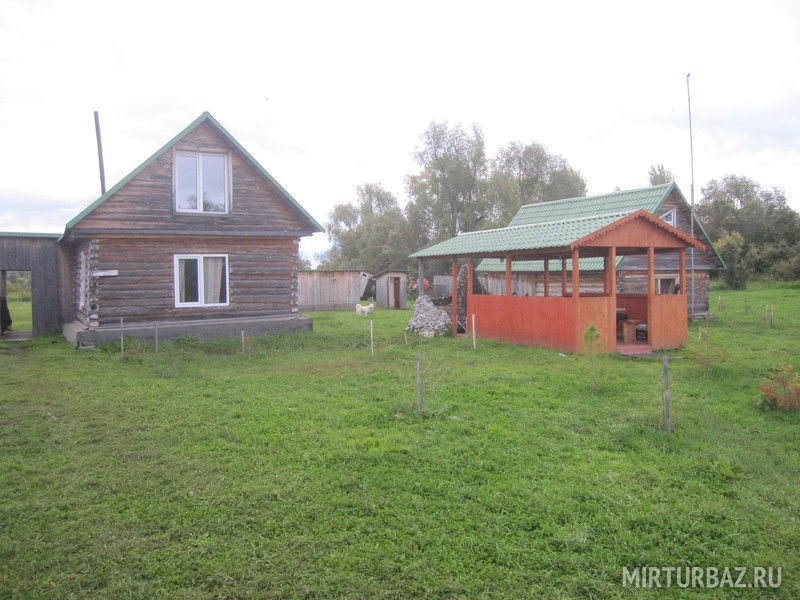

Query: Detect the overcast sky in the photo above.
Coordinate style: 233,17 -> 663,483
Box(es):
2,0 -> 799,262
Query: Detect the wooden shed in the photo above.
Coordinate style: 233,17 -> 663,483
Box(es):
297,270 -> 371,311
373,269 -> 407,309
0,233 -> 69,336
411,209 -> 706,355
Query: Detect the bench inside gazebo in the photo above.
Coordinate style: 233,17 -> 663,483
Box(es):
410,209 -> 706,354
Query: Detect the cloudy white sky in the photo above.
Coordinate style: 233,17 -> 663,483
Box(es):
2,0 -> 799,262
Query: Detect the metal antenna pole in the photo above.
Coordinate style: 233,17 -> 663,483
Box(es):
686,73 -> 696,315
94,111 -> 107,195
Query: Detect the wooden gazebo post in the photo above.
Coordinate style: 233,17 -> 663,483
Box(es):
467,258 -> 474,332
571,248 -> 580,300
450,259 -> 458,332
608,246 -> 617,302
647,247 -> 655,342
505,254 -> 513,296
678,248 -> 686,297
543,259 -> 550,297
417,259 -> 425,297
561,258 -> 567,296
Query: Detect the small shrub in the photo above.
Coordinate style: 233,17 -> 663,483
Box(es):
758,364 -> 800,411
174,336 -> 201,349
582,324 -> 602,393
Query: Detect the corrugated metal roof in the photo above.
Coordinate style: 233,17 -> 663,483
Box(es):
476,256 -> 623,273
508,183 -> 671,227
0,231 -> 61,238
409,212 -> 628,258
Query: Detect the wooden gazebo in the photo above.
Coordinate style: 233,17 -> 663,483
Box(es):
410,210 -> 706,354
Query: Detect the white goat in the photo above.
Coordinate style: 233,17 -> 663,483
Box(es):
355,302 -> 375,316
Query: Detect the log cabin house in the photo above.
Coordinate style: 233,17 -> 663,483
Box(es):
410,186 -> 720,354
475,183 -> 724,315
1,112 -> 323,345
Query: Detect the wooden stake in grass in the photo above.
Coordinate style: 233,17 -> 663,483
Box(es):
370,320 -> 374,355
765,304 -> 775,327
662,354 -> 672,433
154,322 -> 159,352
471,314 -> 476,350
403,331 -> 408,345
415,353 -> 424,416
120,317 -> 124,353
241,331 -> 245,353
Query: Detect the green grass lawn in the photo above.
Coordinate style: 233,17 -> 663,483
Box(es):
5,300 -> 32,332
1,286 -> 798,598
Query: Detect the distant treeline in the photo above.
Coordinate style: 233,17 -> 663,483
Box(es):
315,121 -> 800,290
3,271 -> 31,301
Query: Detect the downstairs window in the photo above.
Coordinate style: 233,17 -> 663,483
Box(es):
174,254 -> 229,307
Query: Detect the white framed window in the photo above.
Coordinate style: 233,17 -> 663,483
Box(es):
175,152 -> 229,213
656,275 -> 679,295
660,208 -> 676,227
173,254 -> 229,307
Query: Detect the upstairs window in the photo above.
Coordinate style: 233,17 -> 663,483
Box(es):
660,208 -> 676,227
175,152 -> 228,213
174,254 -> 229,307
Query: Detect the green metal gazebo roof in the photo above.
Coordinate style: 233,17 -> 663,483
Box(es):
409,212 -> 629,259
466,182 -> 724,271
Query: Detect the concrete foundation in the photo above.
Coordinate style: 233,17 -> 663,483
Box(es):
72,313 -> 313,347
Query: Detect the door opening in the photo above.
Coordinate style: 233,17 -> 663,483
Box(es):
392,277 -> 401,308
1,270 -> 32,340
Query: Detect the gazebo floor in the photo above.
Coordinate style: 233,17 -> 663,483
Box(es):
616,342 -> 653,356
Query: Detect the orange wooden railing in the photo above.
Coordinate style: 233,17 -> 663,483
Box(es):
575,295 -> 616,353
468,294 -> 619,353
468,294 -> 576,351
649,294 -> 688,349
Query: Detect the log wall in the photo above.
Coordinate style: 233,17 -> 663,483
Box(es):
87,235 -> 299,325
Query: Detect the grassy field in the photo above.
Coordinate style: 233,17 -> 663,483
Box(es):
1,285 -> 798,599
5,300 -> 32,332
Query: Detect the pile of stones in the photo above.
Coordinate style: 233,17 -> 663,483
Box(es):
407,294 -> 450,337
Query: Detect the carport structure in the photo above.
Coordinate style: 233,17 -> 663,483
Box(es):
410,210 -> 706,354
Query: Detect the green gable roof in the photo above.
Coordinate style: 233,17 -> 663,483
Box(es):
0,231 -> 61,238
473,182 -> 724,271
508,183 -> 672,227
63,112 -> 323,235
409,212 -> 629,258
